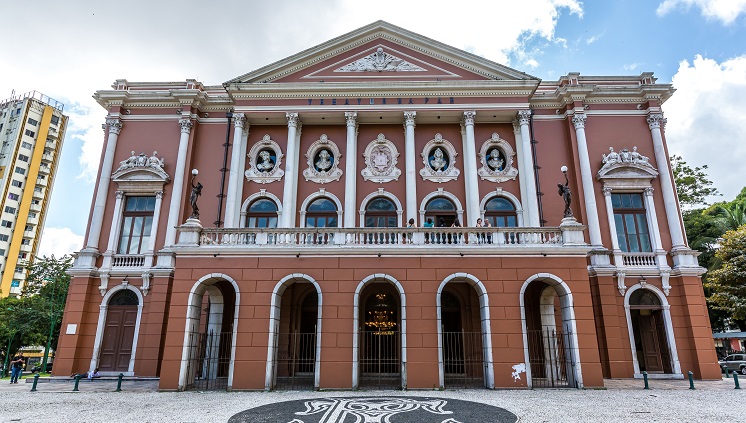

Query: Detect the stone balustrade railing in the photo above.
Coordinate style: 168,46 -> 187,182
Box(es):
112,254 -> 146,267
621,252 -> 658,267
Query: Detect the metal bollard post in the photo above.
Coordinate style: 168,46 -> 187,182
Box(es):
31,374 -> 39,392
73,375 -> 81,392
688,371 -> 695,390
116,373 -> 123,392
643,371 -> 649,389
725,368 -> 730,378
734,372 -> 740,389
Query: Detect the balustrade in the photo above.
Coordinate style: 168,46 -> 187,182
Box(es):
621,252 -> 657,267
112,254 -> 146,267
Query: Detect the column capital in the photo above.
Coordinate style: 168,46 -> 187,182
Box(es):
155,191 -> 164,199
517,110 -> 531,125
286,112 -> 299,128
106,117 -> 122,135
644,186 -> 655,196
647,112 -> 666,130
345,111 -> 358,127
115,190 -> 124,199
602,187 -> 613,196
179,118 -> 193,134
404,111 -> 416,127
463,111 -> 476,125
232,113 -> 246,129
572,112 -> 587,129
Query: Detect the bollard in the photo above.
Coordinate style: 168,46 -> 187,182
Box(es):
688,371 -> 695,390
725,368 -> 730,378
31,374 -> 39,392
116,373 -> 124,392
643,371 -> 649,389
73,374 -> 81,392
734,372 -> 740,389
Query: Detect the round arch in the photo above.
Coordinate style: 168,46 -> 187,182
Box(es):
352,273 -> 407,389
265,273 -> 323,390
240,190 -> 283,228
299,189 -> 343,228
479,189 -> 524,227
358,189 -> 404,227
519,273 -> 583,388
90,284 -> 144,375
178,273 -> 241,391
419,189 -> 464,225
436,273 -> 495,388
623,283 -> 682,377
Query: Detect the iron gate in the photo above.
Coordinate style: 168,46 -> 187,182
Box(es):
442,331 -> 485,388
274,332 -> 317,390
185,331 -> 232,391
527,329 -> 576,388
360,328 -> 401,389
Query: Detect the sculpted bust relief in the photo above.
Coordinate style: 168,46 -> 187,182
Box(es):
315,150 -> 332,171
256,150 -> 275,172
430,148 -> 447,171
487,148 -> 504,171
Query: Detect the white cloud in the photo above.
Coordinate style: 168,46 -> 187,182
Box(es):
38,227 -> 84,258
586,33 -> 603,45
664,54 -> 746,201
524,58 -> 540,68
624,63 -> 642,71
657,0 -> 746,25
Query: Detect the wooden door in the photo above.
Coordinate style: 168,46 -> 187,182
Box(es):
639,314 -> 664,372
99,305 -> 138,372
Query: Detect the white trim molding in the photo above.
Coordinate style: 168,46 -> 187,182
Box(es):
89,284 -> 144,376
418,188 -> 464,224
240,189 -> 283,228
298,188 -> 344,228
358,188 -> 404,227
479,188 -> 524,227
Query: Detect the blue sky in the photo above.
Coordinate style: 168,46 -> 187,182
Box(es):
1,0 -> 744,256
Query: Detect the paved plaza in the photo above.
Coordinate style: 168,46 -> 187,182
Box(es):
0,377 -> 743,422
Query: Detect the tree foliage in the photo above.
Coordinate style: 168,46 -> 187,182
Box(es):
706,226 -> 746,326
671,154 -> 721,207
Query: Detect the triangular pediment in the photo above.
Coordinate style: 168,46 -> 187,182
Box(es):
227,21 -> 537,85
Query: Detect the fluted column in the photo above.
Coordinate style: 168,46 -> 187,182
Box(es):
224,113 -> 246,228
86,117 -> 122,250
462,111 -> 480,226
647,113 -> 685,248
281,113 -> 300,228
571,112 -> 603,246
404,111 -> 417,225
517,111 -> 540,226
343,112 -> 358,228
164,118 -> 193,247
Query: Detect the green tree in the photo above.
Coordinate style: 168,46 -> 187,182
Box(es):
671,154 -> 721,207
706,226 -> 746,330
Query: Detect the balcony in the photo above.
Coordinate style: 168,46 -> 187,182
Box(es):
112,254 -> 145,268
621,252 -> 657,267
36,178 -> 48,187
42,152 -> 54,162
38,165 -> 50,175
176,225 -> 589,256
29,203 -> 42,212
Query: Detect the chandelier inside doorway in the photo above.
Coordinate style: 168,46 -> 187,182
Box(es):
365,293 -> 397,334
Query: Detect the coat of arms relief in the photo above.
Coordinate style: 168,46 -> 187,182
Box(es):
361,133 -> 401,183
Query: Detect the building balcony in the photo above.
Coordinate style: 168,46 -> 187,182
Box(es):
36,178 -> 48,187
175,224 -> 589,256
30,203 -> 42,212
111,254 -> 146,268
42,152 -> 54,162
38,165 -> 50,175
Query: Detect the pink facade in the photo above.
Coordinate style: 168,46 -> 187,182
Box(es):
58,21 -> 719,391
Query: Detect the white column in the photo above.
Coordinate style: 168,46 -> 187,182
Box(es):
513,122 -> 529,219
343,112 -> 358,228
462,111 -> 480,226
235,123 -> 250,226
517,111 -> 539,226
224,113 -> 246,228
86,117 -> 122,250
404,111 -> 417,225
143,191 -> 164,268
281,113 -> 300,228
571,112 -> 603,246
647,113 -> 685,249
105,191 -> 125,254
602,187 -> 623,267
643,187 -> 664,252
164,118 -> 193,247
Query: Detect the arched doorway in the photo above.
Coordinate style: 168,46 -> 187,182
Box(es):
181,276 -> 238,391
357,282 -> 403,389
440,287 -> 485,388
425,197 -> 457,227
246,198 -> 278,228
484,196 -> 517,227
99,289 -> 139,373
521,275 -> 581,388
628,288 -> 673,374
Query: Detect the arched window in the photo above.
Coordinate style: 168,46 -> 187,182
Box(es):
484,197 -> 517,227
305,198 -> 338,228
246,199 -> 278,228
629,289 -> 662,308
365,197 -> 397,228
425,197 -> 457,227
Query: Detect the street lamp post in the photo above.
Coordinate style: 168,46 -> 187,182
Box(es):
2,329 -> 18,378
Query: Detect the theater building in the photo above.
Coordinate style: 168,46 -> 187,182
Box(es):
56,21 -> 720,390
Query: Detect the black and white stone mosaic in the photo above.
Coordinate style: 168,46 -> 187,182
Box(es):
228,396 -> 518,423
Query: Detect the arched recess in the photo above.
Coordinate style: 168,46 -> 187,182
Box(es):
358,188 -> 404,227
624,283 -> 682,378
436,273 -> 495,389
90,284 -> 144,376
298,189 -> 343,228
240,190 -> 283,227
419,188 -> 464,226
265,273 -> 323,390
519,273 -> 583,389
178,273 -> 240,391
352,273 -> 407,390
479,189 -> 524,227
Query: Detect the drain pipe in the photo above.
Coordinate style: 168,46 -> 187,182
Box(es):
215,110 -> 233,227
529,110 -> 545,226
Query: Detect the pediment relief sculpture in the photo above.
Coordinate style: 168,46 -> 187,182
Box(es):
597,146 -> 658,182
477,133 -> 518,183
112,151 -> 170,185
245,134 -> 285,184
335,47 -> 426,72
361,133 -> 401,183
419,133 -> 460,183
303,134 -> 343,183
